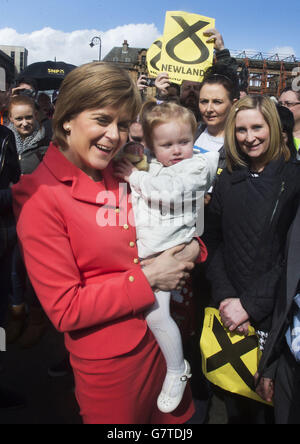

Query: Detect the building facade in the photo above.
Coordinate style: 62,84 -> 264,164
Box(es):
0,45 -> 28,74
103,40 -> 147,76
0,49 -> 15,89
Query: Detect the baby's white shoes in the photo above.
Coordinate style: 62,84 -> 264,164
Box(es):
157,360 -> 192,413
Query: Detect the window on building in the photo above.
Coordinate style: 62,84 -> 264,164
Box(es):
113,57 -> 119,62
125,58 -> 131,63
20,52 -> 24,71
10,51 -> 15,63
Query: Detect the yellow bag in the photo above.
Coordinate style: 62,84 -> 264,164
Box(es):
200,307 -> 272,405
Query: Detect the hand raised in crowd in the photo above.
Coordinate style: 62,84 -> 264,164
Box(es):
155,72 -> 170,98
137,75 -> 148,91
219,298 -> 249,333
11,86 -> 34,97
141,244 -> 195,292
203,28 -> 225,51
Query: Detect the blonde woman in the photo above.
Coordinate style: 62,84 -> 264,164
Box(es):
12,63 -> 199,424
203,95 -> 300,423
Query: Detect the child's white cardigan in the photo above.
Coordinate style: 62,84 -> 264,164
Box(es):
129,150 -> 219,258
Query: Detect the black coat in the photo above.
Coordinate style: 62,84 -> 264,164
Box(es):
203,156 -> 300,332
258,203 -> 300,378
0,125 -> 20,255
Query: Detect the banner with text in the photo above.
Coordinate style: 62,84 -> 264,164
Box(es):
159,11 -> 215,84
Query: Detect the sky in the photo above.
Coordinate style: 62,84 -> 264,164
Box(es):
0,0 -> 299,66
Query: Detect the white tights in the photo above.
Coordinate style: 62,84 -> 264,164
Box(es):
145,291 -> 185,375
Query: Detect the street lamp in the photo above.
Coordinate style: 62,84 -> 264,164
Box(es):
89,36 -> 102,62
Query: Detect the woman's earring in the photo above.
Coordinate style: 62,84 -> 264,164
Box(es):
63,122 -> 72,135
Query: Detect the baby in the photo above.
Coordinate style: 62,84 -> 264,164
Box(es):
115,102 -> 219,413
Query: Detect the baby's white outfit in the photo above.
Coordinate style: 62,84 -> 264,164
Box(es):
129,150 -> 219,412
129,150 -> 219,258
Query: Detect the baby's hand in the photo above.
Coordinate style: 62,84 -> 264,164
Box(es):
114,158 -> 138,183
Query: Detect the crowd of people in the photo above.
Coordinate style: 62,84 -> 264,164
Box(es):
0,28 -> 300,424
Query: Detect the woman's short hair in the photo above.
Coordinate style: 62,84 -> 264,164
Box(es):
53,62 -> 142,149
280,86 -> 300,101
225,95 -> 291,172
199,63 -> 240,102
8,95 -> 36,116
141,101 -> 197,150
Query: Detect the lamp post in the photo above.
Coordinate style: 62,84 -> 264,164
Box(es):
89,36 -> 102,62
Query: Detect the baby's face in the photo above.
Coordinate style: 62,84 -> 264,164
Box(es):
152,120 -> 194,167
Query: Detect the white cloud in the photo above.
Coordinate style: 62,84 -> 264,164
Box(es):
0,24 -> 160,66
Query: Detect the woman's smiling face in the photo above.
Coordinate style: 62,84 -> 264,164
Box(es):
62,106 -> 131,180
9,103 -> 37,139
235,108 -> 270,168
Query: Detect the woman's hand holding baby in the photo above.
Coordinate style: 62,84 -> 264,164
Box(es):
173,240 -> 200,264
142,244 -> 195,292
114,158 -> 138,183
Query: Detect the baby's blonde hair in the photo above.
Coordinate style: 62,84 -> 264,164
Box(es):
141,101 -> 197,151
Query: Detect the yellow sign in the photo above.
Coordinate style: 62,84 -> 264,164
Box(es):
200,308 -> 272,405
159,11 -> 215,84
147,37 -> 163,78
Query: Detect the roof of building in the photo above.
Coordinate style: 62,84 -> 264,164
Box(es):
103,40 -> 146,65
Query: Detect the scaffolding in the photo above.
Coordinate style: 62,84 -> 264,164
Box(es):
231,50 -> 300,97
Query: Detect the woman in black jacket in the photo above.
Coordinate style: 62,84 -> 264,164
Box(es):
203,95 -> 300,423
0,124 -> 20,325
0,124 -> 27,408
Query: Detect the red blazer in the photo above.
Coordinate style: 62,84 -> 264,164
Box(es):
13,143 -> 207,360
13,144 -> 157,359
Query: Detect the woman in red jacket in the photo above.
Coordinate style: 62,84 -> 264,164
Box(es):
12,62 -> 202,424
